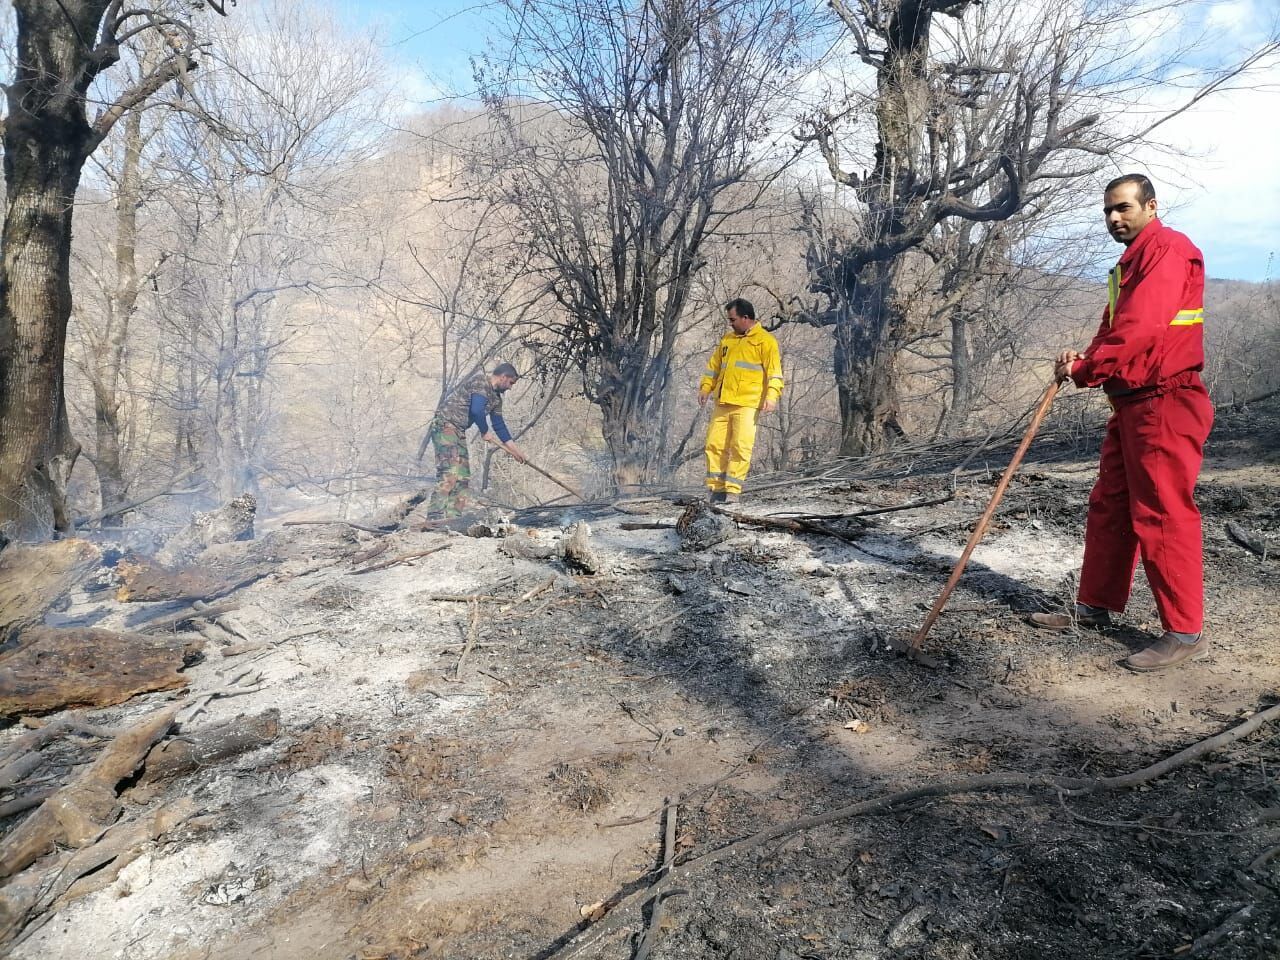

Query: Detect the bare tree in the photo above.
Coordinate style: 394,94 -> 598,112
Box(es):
148,0 -> 385,502
800,0 -> 1280,454
66,36 -> 181,524
475,0 -> 814,489
0,0 -> 233,541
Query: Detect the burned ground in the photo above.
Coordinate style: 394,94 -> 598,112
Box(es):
2,400 -> 1278,960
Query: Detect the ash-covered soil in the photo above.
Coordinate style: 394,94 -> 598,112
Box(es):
5,402 -> 1279,960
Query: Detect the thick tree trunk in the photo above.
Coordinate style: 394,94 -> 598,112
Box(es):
833,260 -> 907,456
0,1 -> 112,541
600,394 -> 656,492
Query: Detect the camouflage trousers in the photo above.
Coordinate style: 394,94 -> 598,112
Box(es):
425,420 -> 471,519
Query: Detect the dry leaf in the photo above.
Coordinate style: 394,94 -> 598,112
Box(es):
843,719 -> 871,733
579,900 -> 608,922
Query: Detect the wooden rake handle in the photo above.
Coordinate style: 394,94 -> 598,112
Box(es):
520,456 -> 586,502
910,378 -> 1061,652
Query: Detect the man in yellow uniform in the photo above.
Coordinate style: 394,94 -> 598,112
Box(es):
699,298 -> 784,504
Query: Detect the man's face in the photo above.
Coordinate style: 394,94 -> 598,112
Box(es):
727,308 -> 753,334
1103,183 -> 1157,246
496,374 -> 517,393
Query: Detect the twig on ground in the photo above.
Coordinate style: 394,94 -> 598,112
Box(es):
1249,843 -> 1280,872
1056,794 -> 1254,837
349,543 -> 450,575
634,799 -> 679,960
283,519 -> 389,535
452,600 -> 481,682
500,576 -> 557,615
776,492 -> 954,522
1179,903 -> 1258,956
179,669 -> 263,723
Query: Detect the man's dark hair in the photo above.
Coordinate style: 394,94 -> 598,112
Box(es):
492,362 -> 519,379
1105,174 -> 1156,205
724,297 -> 755,320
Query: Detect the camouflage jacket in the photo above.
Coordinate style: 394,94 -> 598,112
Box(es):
435,371 -> 503,432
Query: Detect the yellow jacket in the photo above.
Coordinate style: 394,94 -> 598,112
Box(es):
699,323 -> 784,408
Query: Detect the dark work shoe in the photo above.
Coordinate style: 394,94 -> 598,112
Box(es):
1124,633 -> 1208,672
1027,608 -> 1112,631
709,491 -> 726,503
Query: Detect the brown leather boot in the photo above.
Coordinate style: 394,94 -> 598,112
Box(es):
1124,633 -> 1208,672
1027,609 -> 1111,631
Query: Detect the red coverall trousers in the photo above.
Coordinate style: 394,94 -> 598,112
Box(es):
1077,372 -> 1213,634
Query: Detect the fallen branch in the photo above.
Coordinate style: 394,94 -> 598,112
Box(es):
545,701 -> 1280,960
0,716 -> 127,774
179,668 -> 263,723
1226,521 -> 1274,560
73,468 -> 199,528
634,799 -> 679,960
0,796 -> 198,947
0,789 -> 55,819
0,704 -> 179,879
619,521 -> 677,531
347,540 -> 392,566
714,507 -> 858,544
349,543 -> 450,575
1181,903 -> 1258,956
1249,843 -> 1280,873
283,519 -> 389,535
777,492 -> 955,522
135,599 -> 241,634
500,576 -> 557,615
0,626 -> 197,716
452,601 -> 481,682
136,709 -> 281,786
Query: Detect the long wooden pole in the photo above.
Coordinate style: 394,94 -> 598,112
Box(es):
520,456 -> 586,501
909,379 -> 1061,652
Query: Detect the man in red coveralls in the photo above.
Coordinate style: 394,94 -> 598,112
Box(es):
1029,174 -> 1214,671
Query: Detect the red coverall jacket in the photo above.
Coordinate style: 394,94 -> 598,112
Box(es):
1071,218 -> 1205,394
1069,218 -> 1213,635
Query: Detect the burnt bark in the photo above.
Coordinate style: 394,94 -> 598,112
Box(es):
0,1 -> 108,539
0,2 -> 215,541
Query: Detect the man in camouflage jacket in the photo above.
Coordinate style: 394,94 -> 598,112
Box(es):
424,363 -> 526,519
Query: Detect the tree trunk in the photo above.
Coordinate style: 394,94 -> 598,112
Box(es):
600,391 -> 655,492
0,1 -> 112,541
89,105 -> 149,525
832,259 -> 907,456
940,310 -> 974,437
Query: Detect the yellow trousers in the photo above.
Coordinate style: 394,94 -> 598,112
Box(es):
704,402 -> 758,494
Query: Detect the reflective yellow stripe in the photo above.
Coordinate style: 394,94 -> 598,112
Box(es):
1107,264 -> 1121,326
734,360 -> 764,371
1170,308 -> 1204,326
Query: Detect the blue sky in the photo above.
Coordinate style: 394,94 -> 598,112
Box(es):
346,1 -> 1279,282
